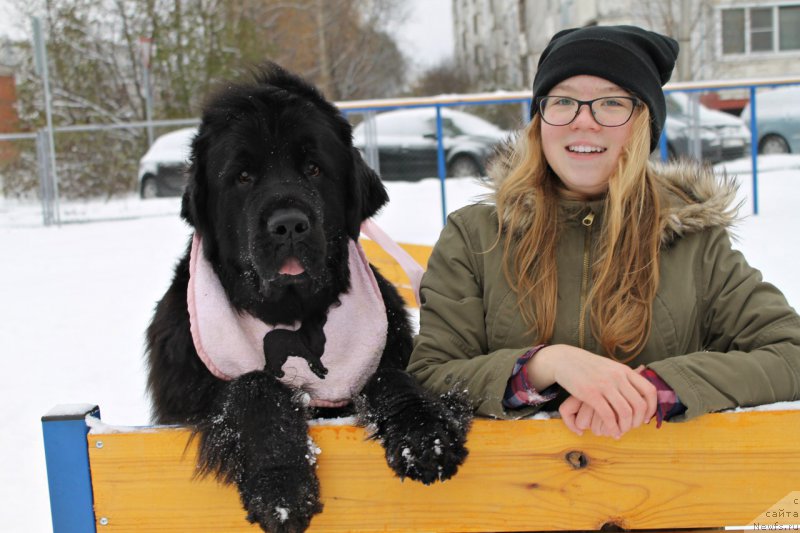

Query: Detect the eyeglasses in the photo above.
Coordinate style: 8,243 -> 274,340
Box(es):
536,96 -> 640,127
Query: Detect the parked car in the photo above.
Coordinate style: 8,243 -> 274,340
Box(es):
663,92 -> 751,163
138,127 -> 197,198
740,86 -> 800,154
352,108 -> 509,181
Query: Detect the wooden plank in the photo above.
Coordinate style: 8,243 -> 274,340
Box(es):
87,410 -> 800,532
359,239 -> 432,308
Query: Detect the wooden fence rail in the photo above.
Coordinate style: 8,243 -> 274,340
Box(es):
42,405 -> 800,532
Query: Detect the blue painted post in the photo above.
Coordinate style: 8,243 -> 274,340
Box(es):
659,129 -> 668,161
749,86 -> 759,215
41,405 -> 99,533
435,105 -> 448,227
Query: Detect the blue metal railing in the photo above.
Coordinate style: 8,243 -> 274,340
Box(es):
341,94 -> 530,226
749,86 -> 760,214
339,77 -> 800,223
434,106 -> 447,223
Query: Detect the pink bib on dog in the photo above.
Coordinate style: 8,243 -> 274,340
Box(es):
187,234 -> 388,407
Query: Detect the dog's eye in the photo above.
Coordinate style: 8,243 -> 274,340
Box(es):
305,163 -> 321,178
238,171 -> 252,184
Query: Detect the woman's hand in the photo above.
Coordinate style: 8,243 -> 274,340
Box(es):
559,394 -> 656,438
527,345 -> 657,438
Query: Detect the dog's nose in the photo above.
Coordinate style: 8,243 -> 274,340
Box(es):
267,208 -> 310,241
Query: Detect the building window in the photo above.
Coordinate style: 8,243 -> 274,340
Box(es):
750,7 -> 773,52
722,8 -> 745,54
720,4 -> 800,55
780,5 -> 800,50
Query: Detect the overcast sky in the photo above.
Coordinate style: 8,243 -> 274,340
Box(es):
392,0 -> 455,73
1,0 -> 456,74
0,2 -> 24,40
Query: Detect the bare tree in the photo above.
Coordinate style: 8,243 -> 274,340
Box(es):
5,0 -> 411,197
411,58 -> 473,96
230,0 -> 410,101
633,0 -> 714,81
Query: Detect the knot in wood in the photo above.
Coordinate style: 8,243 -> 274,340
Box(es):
565,450 -> 588,469
600,520 -> 626,531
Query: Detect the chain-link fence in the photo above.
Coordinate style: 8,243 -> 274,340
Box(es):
2,78 -> 798,227
0,119 -> 198,226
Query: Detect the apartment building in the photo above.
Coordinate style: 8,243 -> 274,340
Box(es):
453,0 -> 800,92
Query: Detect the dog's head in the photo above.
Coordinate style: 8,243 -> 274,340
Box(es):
182,62 -> 388,319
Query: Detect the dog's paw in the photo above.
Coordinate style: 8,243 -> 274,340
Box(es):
245,497 -> 321,533
369,389 -> 472,485
242,466 -> 323,533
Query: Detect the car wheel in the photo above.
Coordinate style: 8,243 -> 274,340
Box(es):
140,176 -> 159,199
447,155 -> 482,177
759,135 -> 790,154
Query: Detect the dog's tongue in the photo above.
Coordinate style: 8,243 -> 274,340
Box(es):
279,257 -> 305,276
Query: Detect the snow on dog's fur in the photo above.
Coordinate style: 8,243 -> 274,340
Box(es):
145,63 -> 470,533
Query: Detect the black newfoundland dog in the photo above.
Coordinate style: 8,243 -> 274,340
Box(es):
145,63 -> 470,533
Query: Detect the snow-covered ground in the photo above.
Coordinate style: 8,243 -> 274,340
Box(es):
1,155 -> 799,532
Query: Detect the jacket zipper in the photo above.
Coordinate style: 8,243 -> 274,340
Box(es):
578,212 -> 595,349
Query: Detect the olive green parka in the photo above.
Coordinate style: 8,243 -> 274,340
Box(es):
408,151 -> 800,420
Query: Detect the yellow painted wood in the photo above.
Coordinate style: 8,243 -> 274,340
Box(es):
87,410 -> 800,532
359,239 -> 432,308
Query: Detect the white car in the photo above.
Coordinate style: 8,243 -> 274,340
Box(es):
740,85 -> 800,154
137,127 -> 197,198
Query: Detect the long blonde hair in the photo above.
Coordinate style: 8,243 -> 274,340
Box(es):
495,108 -> 661,360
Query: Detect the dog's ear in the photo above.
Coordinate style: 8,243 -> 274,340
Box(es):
180,130 -> 207,234
346,148 -> 389,240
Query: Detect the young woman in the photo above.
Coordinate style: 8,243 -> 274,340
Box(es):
408,25 -> 800,439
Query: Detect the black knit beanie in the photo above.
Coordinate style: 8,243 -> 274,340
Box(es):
531,25 -> 679,151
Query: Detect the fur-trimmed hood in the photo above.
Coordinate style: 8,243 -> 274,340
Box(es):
486,134 -> 742,245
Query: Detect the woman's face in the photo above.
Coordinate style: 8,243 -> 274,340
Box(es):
540,75 -> 637,200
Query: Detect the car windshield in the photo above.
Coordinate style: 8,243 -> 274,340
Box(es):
445,112 -> 505,136
142,128 -> 196,163
363,109 -> 504,138
666,93 -> 742,127
742,86 -> 800,117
